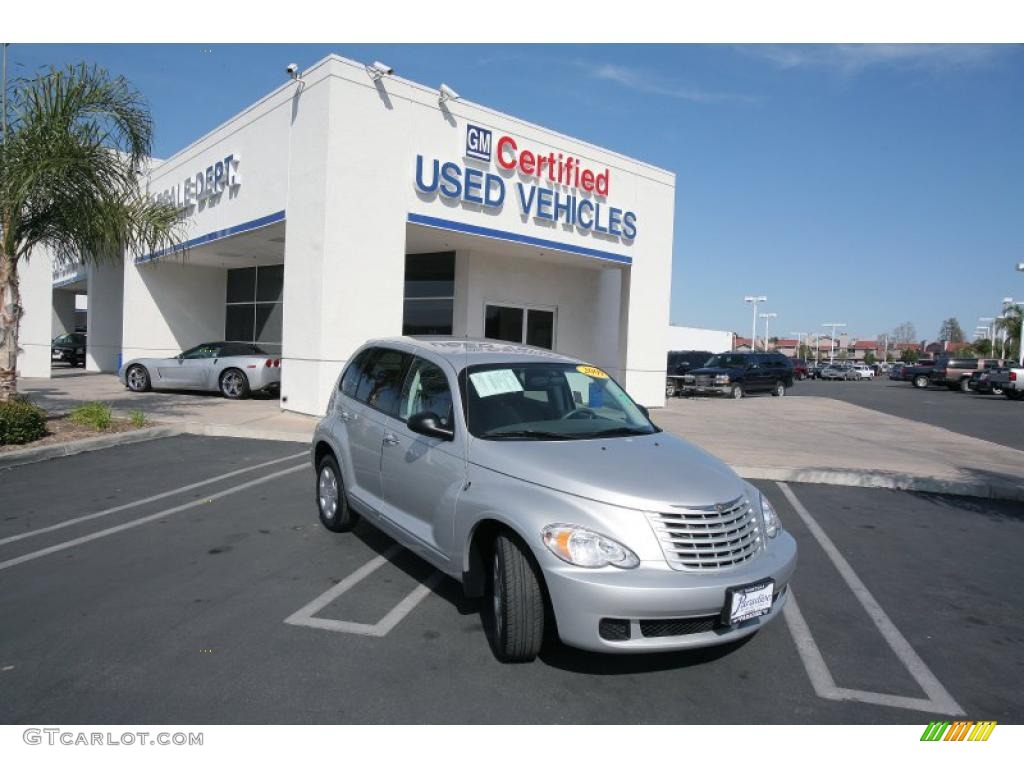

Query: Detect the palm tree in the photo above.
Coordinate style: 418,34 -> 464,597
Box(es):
0,63 -> 183,401
995,304 -> 1023,362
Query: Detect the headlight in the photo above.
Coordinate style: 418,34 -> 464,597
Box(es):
714,374 -> 730,384
759,494 -> 781,539
682,374 -> 695,382
541,525 -> 639,568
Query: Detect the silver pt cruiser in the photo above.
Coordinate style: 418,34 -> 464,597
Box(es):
311,337 -> 797,662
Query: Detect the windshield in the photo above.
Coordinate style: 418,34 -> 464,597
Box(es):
704,354 -> 749,369
461,362 -> 658,440
53,333 -> 82,345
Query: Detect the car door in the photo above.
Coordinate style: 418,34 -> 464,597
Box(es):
745,355 -> 771,391
378,355 -> 465,563
156,343 -> 218,389
345,347 -> 410,511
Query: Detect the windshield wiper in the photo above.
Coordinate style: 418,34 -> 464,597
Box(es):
484,429 -> 576,441
590,426 -> 653,437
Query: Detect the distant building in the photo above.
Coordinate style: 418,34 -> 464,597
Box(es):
666,325 -> 734,354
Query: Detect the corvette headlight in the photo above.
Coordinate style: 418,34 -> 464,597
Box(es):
714,374 -> 730,384
759,494 -> 781,539
541,525 -> 639,568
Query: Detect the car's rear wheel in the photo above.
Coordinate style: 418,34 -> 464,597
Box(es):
959,378 -> 971,393
316,454 -> 358,532
913,374 -> 930,389
126,364 -> 151,392
772,381 -> 786,397
219,368 -> 250,399
488,533 -> 545,663
991,385 -> 1004,396
730,383 -> 744,399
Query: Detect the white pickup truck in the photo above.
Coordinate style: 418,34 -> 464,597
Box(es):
988,366 -> 1024,400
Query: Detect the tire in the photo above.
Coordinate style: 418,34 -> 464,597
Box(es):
665,383 -> 676,398
125,364 -> 151,392
219,368 -> 251,399
488,533 -> 545,663
1006,390 -> 1023,401
316,454 -> 358,532
991,385 -> 1004,396
959,378 -> 971,393
913,375 -> 930,389
771,380 -> 786,397
729,383 -> 744,400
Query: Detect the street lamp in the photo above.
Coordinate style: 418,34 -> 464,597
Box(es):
759,312 -> 777,350
790,331 -> 807,360
979,317 -> 995,352
822,322 -> 846,364
744,296 -> 767,351
1017,263 -> 1024,366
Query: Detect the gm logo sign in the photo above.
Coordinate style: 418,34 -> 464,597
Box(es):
465,124 -> 492,162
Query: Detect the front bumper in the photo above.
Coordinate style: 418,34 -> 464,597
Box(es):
543,531 -> 797,653
679,384 -> 732,396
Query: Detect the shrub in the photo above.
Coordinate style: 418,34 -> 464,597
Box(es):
0,398 -> 48,445
69,401 -> 113,431
130,409 -> 146,428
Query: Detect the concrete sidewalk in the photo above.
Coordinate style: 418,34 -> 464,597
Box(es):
656,396 -> 1024,500
19,370 -> 316,442
16,370 -> 1024,499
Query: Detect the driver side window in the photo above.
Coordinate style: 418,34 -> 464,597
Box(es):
182,344 -> 220,360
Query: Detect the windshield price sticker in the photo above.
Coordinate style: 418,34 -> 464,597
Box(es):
469,369 -> 524,398
576,365 -> 608,379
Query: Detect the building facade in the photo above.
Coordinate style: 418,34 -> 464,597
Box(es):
20,55 -> 677,414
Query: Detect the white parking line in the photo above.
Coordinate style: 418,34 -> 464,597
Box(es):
0,464 -> 307,573
0,451 -> 307,547
285,545 -> 444,637
777,481 -> 964,715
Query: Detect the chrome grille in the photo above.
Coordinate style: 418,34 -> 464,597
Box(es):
646,496 -> 763,571
694,375 -> 714,387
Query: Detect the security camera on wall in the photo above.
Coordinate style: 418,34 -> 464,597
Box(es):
438,83 -> 460,104
286,63 -> 299,79
369,61 -> 394,78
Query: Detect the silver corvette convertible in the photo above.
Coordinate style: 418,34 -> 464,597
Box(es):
118,342 -> 281,399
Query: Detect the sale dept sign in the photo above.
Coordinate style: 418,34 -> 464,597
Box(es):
414,124 -> 638,242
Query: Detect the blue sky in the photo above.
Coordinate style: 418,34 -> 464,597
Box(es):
7,44 -> 1023,342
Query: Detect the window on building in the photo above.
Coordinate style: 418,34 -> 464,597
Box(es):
225,265 -> 283,354
484,303 -> 556,350
403,252 -> 454,335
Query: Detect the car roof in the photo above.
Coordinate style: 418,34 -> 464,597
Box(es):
365,336 -> 582,368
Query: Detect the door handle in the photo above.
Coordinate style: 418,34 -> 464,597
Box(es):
383,432 -> 400,446
339,410 -> 353,421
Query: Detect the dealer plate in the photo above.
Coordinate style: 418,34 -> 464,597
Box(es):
722,579 -> 774,626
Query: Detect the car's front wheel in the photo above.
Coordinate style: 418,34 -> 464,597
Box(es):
126,364 -> 151,392
219,368 -> 251,399
729,383 -> 744,399
316,454 -> 358,532
772,381 -> 786,397
913,374 -> 930,389
488,533 -> 545,663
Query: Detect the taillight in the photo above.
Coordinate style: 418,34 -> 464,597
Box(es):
274,358 -> 281,368
265,359 -> 273,368
1011,372 -> 1018,381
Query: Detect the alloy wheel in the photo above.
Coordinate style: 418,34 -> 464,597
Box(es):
222,372 -> 244,398
318,466 -> 338,519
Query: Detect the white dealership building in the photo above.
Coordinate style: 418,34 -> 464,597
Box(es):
20,54 -> 676,415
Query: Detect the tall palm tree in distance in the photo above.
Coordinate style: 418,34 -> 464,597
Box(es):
0,63 -> 183,401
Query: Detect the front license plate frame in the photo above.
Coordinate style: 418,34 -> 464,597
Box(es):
721,578 -> 774,626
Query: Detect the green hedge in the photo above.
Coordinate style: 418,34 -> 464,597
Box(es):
0,398 -> 48,445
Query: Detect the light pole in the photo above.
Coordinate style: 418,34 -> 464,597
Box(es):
822,322 -> 846,365
790,331 -> 807,360
1017,263 -> 1024,366
979,317 -> 995,354
744,295 -> 767,350
759,313 -> 777,351
1000,297 -> 1014,359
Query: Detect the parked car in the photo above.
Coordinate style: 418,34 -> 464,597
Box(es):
678,351 -> 794,399
311,338 -> 796,661
119,342 -> 281,399
928,357 -> 1006,391
888,363 -> 905,381
851,363 -> 875,380
902,360 -> 936,387
51,332 -> 87,367
665,350 -> 713,397
820,364 -> 857,381
966,369 -> 1005,396
790,358 -> 809,381
988,366 -> 1024,400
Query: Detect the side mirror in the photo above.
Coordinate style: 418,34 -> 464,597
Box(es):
407,411 -> 455,441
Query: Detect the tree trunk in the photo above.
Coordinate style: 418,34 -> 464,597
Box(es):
0,246 -> 23,403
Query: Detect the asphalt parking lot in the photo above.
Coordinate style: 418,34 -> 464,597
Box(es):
1,435 -> 1021,724
790,376 -> 1024,451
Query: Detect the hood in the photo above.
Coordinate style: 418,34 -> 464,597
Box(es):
469,431 -> 747,512
687,366 -> 744,376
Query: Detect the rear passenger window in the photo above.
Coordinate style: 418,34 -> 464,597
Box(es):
356,348 -> 410,416
340,348 -> 373,398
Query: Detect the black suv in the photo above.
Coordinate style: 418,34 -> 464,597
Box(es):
679,351 -> 794,399
51,332 -> 87,367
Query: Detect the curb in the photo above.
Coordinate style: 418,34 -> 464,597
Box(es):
176,421 -> 311,444
733,465 -> 1024,503
0,426 -> 184,470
